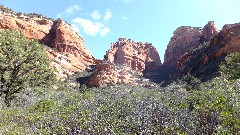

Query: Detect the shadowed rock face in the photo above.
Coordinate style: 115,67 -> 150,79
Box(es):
0,7 -> 95,79
176,23 -> 240,81
105,38 -> 161,72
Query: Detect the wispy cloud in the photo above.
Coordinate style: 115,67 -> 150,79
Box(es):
65,5 -> 81,14
71,23 -> 80,34
91,10 -> 101,20
72,18 -> 110,36
57,4 -> 81,18
100,27 -> 110,37
122,15 -> 128,20
103,9 -> 112,21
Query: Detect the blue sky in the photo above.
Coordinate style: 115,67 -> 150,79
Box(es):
1,0 -> 240,61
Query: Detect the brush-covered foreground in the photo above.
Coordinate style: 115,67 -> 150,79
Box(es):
0,75 -> 239,134
0,30 -> 240,134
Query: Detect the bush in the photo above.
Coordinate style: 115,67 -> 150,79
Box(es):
220,52 -> 240,80
0,30 -> 56,106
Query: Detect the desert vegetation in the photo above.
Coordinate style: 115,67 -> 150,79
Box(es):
0,30 -> 240,134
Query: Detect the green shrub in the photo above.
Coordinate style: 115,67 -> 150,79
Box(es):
0,30 -> 56,106
220,52 -> 240,80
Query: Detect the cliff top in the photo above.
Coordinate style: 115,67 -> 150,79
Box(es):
0,5 -> 54,22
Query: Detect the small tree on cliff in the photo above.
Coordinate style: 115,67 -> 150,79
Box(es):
220,52 -> 240,80
0,30 -> 56,106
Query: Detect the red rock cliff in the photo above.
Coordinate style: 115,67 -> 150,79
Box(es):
164,21 -> 219,66
175,23 -> 240,80
0,6 -> 95,79
87,60 -> 155,88
203,21 -> 219,41
105,38 -> 161,72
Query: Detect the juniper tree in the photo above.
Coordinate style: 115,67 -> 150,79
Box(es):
0,30 -> 56,106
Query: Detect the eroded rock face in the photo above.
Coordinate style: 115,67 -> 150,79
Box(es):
0,11 -> 52,40
164,26 -> 203,66
87,60 -> 136,87
205,23 -> 240,60
87,60 -> 155,88
164,21 -> 219,66
0,7 -> 95,79
203,21 -> 219,41
105,38 -> 161,72
42,18 -> 95,74
176,23 -> 240,81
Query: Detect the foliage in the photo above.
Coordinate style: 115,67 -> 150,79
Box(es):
176,72 -> 202,91
220,52 -> 240,80
0,74 -> 239,134
0,30 -> 56,106
0,37 -> 240,133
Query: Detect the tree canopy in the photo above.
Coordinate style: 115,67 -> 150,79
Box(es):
0,29 -> 56,106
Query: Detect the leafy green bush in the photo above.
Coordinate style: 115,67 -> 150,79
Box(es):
220,52 -> 240,80
0,79 -> 239,134
0,30 -> 56,106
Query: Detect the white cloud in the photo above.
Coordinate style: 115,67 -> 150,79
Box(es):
56,5 -> 81,18
122,15 -> 128,20
100,27 -> 110,37
72,17 -> 111,36
71,23 -> 80,34
91,10 -> 101,20
65,5 -> 81,14
103,9 -> 112,21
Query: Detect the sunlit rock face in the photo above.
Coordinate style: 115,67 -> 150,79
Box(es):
164,26 -> 203,66
87,60 -> 155,88
105,38 -> 161,72
203,21 -> 219,41
0,6 -> 95,79
164,21 -> 219,67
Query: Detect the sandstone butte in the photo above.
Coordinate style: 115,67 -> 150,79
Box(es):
87,38 -> 161,87
104,38 -> 161,72
0,7 -> 95,79
164,21 -> 219,66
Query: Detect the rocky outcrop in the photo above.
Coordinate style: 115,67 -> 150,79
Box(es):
0,6 -> 95,79
87,60 -> 155,88
203,23 -> 240,61
0,11 -> 52,40
42,18 -> 95,75
164,26 -> 203,66
164,21 -> 219,66
203,21 -> 219,41
105,38 -> 161,72
176,23 -> 240,81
